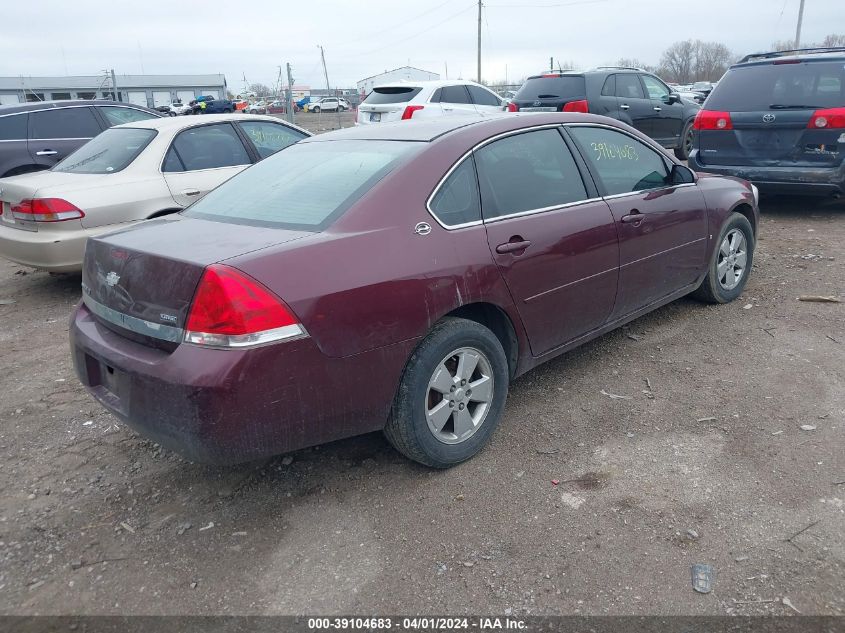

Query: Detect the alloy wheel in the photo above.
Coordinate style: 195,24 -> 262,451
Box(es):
425,347 -> 494,444
717,228 -> 748,290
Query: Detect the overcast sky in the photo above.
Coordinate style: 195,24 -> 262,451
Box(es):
3,0 -> 844,91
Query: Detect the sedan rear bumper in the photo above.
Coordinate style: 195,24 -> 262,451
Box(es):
0,222 -> 118,272
689,151 -> 845,196
69,303 -> 413,464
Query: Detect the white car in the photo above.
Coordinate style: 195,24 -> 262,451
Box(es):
307,97 -> 349,113
245,101 -> 267,114
167,101 -> 192,116
357,80 -> 504,125
0,114 -> 310,272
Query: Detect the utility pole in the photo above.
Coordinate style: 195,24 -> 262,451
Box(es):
477,0 -> 482,83
285,63 -> 295,124
550,56 -> 554,72
318,45 -> 341,129
794,0 -> 806,48
110,68 -> 118,101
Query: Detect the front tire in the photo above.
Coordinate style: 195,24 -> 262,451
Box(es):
691,212 -> 755,303
312,106 -> 320,113
674,120 -> 694,160
384,318 -> 509,468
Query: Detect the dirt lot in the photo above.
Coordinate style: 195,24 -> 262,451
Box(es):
0,194 -> 843,616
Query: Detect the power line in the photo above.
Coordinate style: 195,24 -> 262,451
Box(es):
486,0 -> 608,7
337,0 -> 457,48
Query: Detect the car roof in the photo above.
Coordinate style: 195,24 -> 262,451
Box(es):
0,99 -> 159,116
370,79 -> 492,90
112,113 -> 311,135
303,112 -> 622,143
736,48 -> 845,66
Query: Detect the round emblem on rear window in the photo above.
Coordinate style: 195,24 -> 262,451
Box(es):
762,114 -> 776,123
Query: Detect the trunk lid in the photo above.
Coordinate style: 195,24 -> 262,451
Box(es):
698,109 -> 844,167
81,215 -> 310,343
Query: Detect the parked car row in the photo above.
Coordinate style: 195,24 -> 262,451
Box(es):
4,46 -> 841,470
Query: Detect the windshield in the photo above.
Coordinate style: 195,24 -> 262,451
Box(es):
52,128 -> 156,174
515,76 -> 586,100
707,61 -> 845,111
183,140 -> 421,230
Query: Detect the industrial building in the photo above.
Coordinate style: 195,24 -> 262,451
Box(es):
356,66 -> 439,95
0,73 -> 227,108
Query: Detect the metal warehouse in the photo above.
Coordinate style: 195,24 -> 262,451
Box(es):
0,73 -> 227,108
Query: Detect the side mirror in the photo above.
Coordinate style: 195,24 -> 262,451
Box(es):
671,164 -> 695,184
666,92 -> 681,105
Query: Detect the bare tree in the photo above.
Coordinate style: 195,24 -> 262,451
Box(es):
659,40 -> 733,83
772,33 -> 845,51
615,58 -> 658,73
248,83 -> 271,97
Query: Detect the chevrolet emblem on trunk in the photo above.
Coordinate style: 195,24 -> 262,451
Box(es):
105,272 -> 120,287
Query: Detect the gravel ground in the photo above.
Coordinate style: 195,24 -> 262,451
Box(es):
0,194 -> 842,616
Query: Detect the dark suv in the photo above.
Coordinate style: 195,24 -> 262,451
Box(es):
0,100 -> 160,178
508,67 -> 700,159
689,48 -> 845,197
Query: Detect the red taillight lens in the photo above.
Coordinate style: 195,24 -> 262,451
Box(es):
807,107 -> 845,129
693,110 -> 733,131
507,102 -> 518,112
563,99 -> 589,113
401,105 -> 424,120
184,264 -> 303,348
11,198 -> 84,222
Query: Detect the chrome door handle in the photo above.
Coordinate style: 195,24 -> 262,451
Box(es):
620,104 -> 629,110
36,150 -> 57,156
653,106 -> 662,112
181,189 -> 201,197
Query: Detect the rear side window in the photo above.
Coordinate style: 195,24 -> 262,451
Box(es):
0,113 -> 27,140
515,76 -> 586,100
163,123 -> 250,172
52,128 -> 156,174
569,126 -> 669,195
183,140 -> 420,230
467,85 -> 501,107
99,106 -> 158,126
429,157 -> 481,226
363,87 -> 423,104
441,85 -> 472,104
707,61 -> 845,111
601,75 -> 616,96
615,75 -> 645,99
30,107 -> 101,139
475,129 -> 588,218
239,121 -> 306,159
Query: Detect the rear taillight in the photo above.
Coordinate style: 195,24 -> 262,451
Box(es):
563,99 -> 589,113
401,105 -> 424,120
11,198 -> 84,222
184,264 -> 305,348
507,102 -> 518,112
807,107 -> 845,129
693,110 -> 733,131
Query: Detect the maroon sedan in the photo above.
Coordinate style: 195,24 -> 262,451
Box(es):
70,113 -> 759,467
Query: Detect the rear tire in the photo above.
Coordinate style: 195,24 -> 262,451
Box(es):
674,120 -> 694,160
384,318 -> 509,468
691,212 -> 755,304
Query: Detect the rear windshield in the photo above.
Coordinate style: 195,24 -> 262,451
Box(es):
515,76 -> 586,100
52,128 -> 156,174
183,140 -> 421,230
363,87 -> 423,104
707,60 -> 845,111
